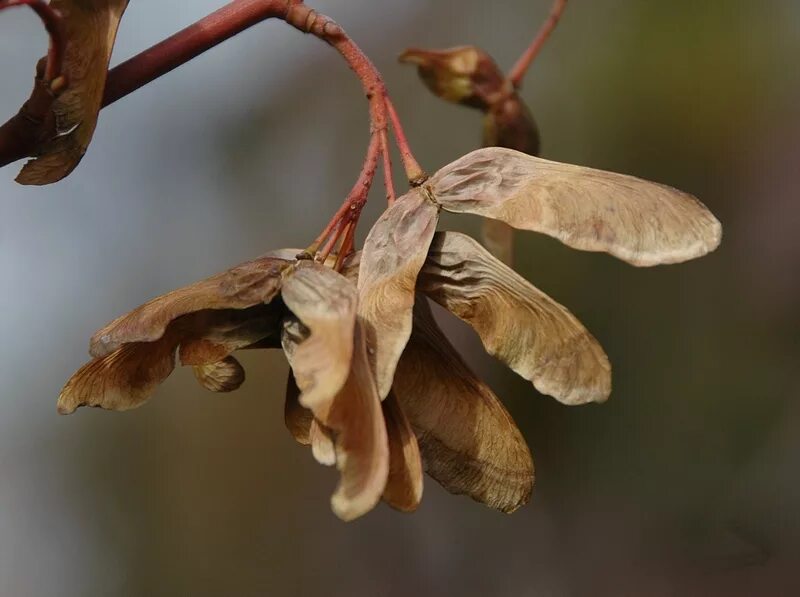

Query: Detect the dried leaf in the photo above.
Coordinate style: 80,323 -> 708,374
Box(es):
382,392 -> 424,512
358,188 -> 439,399
17,0 -> 130,185
192,356 -> 244,393
393,298 -> 533,512
429,147 -> 722,266
325,320 -> 389,521
178,306 -> 282,365
310,420 -> 337,467
281,261 -> 357,415
91,257 -> 290,357
284,372 -> 312,445
419,231 -> 611,405
58,329 -> 178,414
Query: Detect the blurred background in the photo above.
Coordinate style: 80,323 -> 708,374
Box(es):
1,1 -> 798,595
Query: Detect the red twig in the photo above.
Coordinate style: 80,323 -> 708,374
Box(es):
385,97 -> 425,184
508,0 -> 568,88
104,0 -> 292,105
2,0 -> 425,255
333,219 -> 356,270
378,128 -> 396,204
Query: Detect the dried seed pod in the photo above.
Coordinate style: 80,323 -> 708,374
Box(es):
310,419 -> 337,467
357,188 -> 439,399
90,256 -> 290,357
393,298 -> 533,512
325,320 -> 390,521
381,391 -> 424,513
17,0 -> 130,184
419,231 -> 611,405
429,147 -> 722,266
192,356 -> 245,393
59,256 -> 291,414
281,261 -> 357,415
58,327 -> 180,414
400,44 -> 542,266
481,94 -> 541,266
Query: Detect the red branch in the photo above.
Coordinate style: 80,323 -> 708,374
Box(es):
103,0 -> 291,106
1,0 -> 424,254
508,0 -> 568,88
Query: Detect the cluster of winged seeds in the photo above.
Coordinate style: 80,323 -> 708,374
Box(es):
59,147 -> 721,520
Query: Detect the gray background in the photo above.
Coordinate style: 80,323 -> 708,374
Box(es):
1,1 -> 799,595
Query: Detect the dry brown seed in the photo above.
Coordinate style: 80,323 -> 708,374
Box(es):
393,298 -> 533,512
357,188 -> 439,399
381,391 -> 424,513
58,327 -> 179,414
60,256 -> 291,414
281,261 -> 357,415
480,92 -> 541,266
325,320 -> 390,521
90,257 -> 290,357
419,231 -> 611,405
17,0 -> 130,185
399,46 -> 507,110
310,419 -> 337,467
192,356 -> 245,393
429,147 -> 722,267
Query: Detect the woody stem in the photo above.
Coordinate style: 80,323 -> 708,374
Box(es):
1,0 -> 424,196
508,0 -> 568,88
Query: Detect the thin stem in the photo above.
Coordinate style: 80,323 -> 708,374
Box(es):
385,97 -> 425,184
317,218 -> 343,264
333,219 -> 355,271
378,128 -> 396,204
508,0 -> 567,88
1,0 -> 426,255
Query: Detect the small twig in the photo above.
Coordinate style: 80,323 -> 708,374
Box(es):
317,218 -> 343,264
508,0 -> 567,88
1,0 -> 425,258
378,128 -> 396,205
333,219 -> 355,271
385,97 -> 425,184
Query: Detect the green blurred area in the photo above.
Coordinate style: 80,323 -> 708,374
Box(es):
1,1 -> 798,595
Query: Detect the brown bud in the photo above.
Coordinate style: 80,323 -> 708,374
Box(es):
399,46 -> 509,110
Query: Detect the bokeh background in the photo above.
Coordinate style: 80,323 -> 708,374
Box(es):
1,1 -> 799,595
